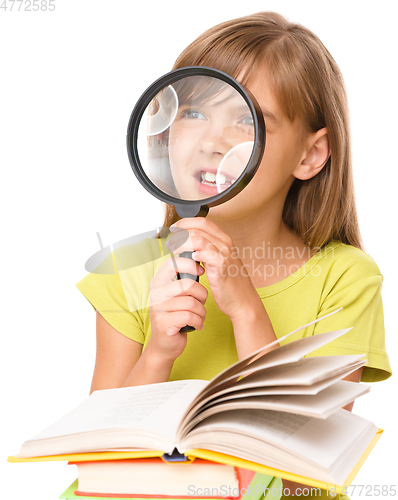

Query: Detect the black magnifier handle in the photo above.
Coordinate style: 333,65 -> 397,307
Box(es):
176,251 -> 200,333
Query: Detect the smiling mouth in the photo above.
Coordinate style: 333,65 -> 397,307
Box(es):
200,171 -> 236,188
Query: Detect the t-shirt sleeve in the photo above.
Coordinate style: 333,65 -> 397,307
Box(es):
308,247 -> 392,382
75,237 -> 171,345
76,264 -> 146,345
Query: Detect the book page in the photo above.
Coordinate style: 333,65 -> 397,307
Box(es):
179,408 -> 377,485
18,380 -> 207,457
182,380 -> 370,433
222,328 -> 353,383
203,366 -> 366,404
232,355 -> 365,388
194,310 -> 345,401
179,324 -> 351,427
178,356 -> 366,431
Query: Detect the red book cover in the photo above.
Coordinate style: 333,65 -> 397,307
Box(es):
71,458 -> 256,499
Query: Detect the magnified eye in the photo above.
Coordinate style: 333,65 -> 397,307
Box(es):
239,115 -> 254,126
179,109 -> 206,120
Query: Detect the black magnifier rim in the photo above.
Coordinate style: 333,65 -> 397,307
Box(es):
127,66 -> 265,213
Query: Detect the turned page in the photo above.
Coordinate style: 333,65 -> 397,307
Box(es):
182,380 -> 370,430
179,345 -> 365,428
17,380 -> 207,458
190,321 -> 350,411
178,408 -> 377,485
222,328 -> 353,384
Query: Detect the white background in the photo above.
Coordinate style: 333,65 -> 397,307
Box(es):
1,1 -> 396,499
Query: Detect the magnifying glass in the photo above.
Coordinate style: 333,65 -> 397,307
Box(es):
127,66 -> 266,331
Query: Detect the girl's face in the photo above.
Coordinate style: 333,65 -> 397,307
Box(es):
206,72 -> 312,223
168,82 -> 255,200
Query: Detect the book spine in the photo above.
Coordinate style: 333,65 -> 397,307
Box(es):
162,449 -> 190,463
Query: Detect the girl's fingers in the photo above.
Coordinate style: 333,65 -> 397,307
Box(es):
167,230 -> 230,257
165,310 -> 205,335
168,242 -> 226,282
152,295 -> 207,320
191,249 -> 224,268
171,218 -> 233,246
151,255 -> 204,286
151,279 -> 208,307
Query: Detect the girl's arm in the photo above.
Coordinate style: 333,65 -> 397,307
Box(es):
90,312 -> 175,394
90,254 -> 207,393
229,295 -> 277,359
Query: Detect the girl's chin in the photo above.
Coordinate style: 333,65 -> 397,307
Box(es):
207,191 -> 266,221
208,199 -> 245,220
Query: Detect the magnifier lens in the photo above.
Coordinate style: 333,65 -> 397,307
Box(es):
145,85 -> 178,135
137,75 -> 256,202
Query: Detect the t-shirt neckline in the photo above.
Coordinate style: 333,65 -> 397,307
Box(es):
198,240 -> 341,298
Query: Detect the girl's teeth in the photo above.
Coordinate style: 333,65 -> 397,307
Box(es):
201,171 -> 227,185
204,171 -> 216,183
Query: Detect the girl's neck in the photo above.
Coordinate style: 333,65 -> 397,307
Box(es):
208,209 -> 311,288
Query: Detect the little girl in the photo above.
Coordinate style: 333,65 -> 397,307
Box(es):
77,11 -> 391,499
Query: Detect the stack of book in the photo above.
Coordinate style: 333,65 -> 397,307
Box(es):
59,459 -> 275,499
8,312 -> 382,499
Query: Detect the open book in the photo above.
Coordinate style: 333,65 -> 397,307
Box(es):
9,311 -> 381,493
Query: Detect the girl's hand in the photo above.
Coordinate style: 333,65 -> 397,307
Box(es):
165,218 -> 259,324
148,255 -> 208,363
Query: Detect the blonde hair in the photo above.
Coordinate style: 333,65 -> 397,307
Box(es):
162,12 -> 363,250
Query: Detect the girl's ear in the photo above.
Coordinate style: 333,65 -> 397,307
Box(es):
294,128 -> 330,180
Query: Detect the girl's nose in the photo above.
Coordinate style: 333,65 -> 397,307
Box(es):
199,123 -> 237,157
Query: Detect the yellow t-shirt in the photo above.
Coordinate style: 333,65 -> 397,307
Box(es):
76,238 -> 391,383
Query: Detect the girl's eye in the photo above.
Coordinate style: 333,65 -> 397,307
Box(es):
239,115 -> 254,126
180,109 -> 206,120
